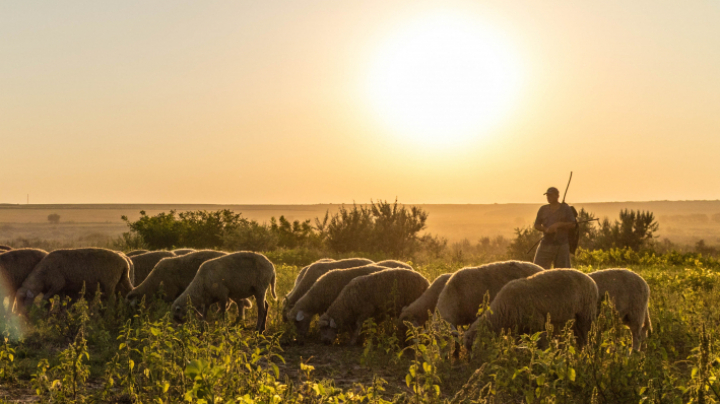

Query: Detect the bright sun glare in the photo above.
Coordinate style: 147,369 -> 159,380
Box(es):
366,13 -> 523,148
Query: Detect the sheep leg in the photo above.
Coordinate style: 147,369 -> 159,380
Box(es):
629,315 -> 644,352
450,324 -> 461,358
350,319 -> 365,345
253,290 -> 268,333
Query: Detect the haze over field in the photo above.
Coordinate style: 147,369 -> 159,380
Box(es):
3,201 -> 720,246
2,1 -> 720,204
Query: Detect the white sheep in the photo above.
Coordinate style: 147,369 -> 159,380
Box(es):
318,269 -> 430,345
282,258 -> 373,319
464,268 -> 598,350
399,273 -> 452,327
172,251 -> 276,332
437,261 -> 543,327
588,268 -> 652,351
288,264 -> 397,336
16,248 -> 134,309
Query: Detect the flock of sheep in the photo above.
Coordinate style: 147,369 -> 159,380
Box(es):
0,245 -> 652,351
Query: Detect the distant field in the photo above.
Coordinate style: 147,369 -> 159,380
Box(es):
2,201 -> 720,246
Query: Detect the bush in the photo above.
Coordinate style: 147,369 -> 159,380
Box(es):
318,200 -> 429,257
121,210 -> 243,250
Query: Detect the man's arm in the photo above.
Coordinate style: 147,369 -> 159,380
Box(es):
545,206 -> 577,232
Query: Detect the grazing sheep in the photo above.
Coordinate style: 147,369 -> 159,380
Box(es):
172,249 -> 196,256
280,259 -> 334,323
0,249 -> 48,309
318,269 -> 430,345
171,251 -> 277,332
588,268 -> 652,351
399,273 -> 452,327
437,261 -> 544,327
126,250 -> 149,257
289,265 -> 395,336
130,251 -> 177,285
15,248 -> 134,309
375,260 -> 414,270
294,259 -> 334,290
126,250 -> 226,304
282,258 -> 373,319
464,268 -> 598,350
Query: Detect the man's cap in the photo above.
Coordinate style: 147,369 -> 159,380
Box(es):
543,187 -> 560,195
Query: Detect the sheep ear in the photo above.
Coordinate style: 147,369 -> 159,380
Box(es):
295,311 -> 305,321
329,318 -> 337,329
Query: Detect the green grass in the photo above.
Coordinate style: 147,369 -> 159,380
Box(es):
1,253 -> 719,403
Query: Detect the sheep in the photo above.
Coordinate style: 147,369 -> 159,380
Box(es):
374,260 -> 414,270
588,268 -> 652,351
294,259 -> 334,290
172,249 -> 196,256
0,248 -> 48,310
126,250 -> 226,305
318,269 -> 430,345
15,248 -> 134,309
464,268 -> 598,350
288,264 -> 397,336
171,251 -> 276,332
437,261 -> 544,327
399,273 -> 452,327
130,251 -> 176,285
126,250 -> 149,257
282,258 -> 374,320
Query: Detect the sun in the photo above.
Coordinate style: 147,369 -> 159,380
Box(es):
365,13 -> 523,148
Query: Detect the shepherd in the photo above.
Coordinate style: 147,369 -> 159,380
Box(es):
533,186 -> 577,269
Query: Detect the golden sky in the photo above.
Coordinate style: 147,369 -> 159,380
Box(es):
2,1 -> 719,204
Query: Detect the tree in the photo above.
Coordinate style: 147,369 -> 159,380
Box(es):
47,213 -> 61,224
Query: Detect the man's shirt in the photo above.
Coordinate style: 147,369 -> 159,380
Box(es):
534,203 -> 576,244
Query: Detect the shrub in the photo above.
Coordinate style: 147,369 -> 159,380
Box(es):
121,209 -> 243,250
319,200 -> 429,256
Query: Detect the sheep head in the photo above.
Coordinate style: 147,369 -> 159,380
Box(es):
318,314 -> 338,345
292,310 -> 311,336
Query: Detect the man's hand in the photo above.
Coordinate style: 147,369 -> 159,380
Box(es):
545,223 -> 559,233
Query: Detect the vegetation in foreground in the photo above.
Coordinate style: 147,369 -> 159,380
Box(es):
1,204 -> 720,402
0,249 -> 719,403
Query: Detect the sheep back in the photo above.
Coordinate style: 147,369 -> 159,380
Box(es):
130,251 -> 176,285
375,260 -> 414,270
437,261 -> 543,326
126,250 -> 149,257
172,249 -> 196,256
399,273 -> 452,326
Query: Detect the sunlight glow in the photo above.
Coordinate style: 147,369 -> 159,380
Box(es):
366,13 -> 523,148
